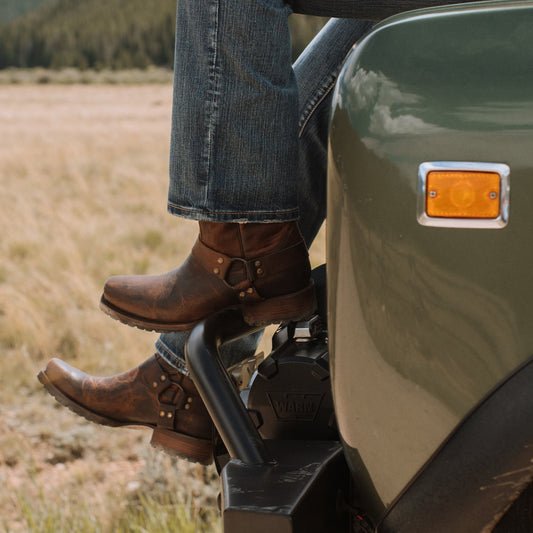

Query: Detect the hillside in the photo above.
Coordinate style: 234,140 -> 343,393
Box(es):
0,0 -> 55,24
0,0 -> 176,70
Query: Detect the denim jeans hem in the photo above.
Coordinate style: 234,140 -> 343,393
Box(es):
155,337 -> 190,376
167,202 -> 300,223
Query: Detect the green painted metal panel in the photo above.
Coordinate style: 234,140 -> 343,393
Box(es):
328,0 -> 533,515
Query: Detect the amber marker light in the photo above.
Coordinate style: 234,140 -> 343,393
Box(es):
426,170 -> 500,219
417,162 -> 510,229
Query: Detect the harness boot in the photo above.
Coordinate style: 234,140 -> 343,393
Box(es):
37,354 -> 213,464
99,221 -> 317,332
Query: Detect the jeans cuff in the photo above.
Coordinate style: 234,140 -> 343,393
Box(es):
167,202 -> 299,223
155,337 -> 190,376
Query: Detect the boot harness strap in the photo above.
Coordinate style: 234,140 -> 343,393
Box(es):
151,372 -> 190,430
192,237 -> 308,301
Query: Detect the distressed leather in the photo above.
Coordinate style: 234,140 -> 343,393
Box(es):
100,221 -> 315,331
39,354 -> 212,442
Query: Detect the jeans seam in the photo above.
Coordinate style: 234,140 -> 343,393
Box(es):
298,41 -> 359,138
202,0 -> 221,204
298,75 -> 337,138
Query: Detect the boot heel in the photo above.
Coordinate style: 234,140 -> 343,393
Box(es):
242,282 -> 317,326
151,428 -> 213,465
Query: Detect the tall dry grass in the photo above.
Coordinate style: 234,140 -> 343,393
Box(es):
0,84 -> 196,386
0,84 -> 325,531
0,84 -> 211,532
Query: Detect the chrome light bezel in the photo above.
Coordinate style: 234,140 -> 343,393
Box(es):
417,161 -> 510,229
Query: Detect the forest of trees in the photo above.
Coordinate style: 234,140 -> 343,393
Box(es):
0,0 -> 177,70
0,0 -> 55,24
0,0 -> 327,70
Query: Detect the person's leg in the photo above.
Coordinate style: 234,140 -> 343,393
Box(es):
168,0 -> 298,221
294,18 -> 375,246
155,18 -> 376,375
39,18 -> 375,464
99,0 -> 318,334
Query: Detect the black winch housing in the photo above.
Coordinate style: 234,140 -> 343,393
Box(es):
243,314 -> 337,442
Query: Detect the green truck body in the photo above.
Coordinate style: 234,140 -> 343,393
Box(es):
328,0 -> 533,514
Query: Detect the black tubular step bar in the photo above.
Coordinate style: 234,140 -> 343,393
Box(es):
185,309 -> 272,466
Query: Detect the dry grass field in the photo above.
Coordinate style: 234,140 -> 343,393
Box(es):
0,83 -> 325,532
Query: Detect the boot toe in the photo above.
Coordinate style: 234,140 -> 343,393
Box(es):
38,358 -> 110,423
102,274 -> 167,319
38,358 -> 128,427
39,357 -> 88,401
102,275 -> 136,308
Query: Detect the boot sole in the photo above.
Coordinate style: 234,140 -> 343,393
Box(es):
37,369 -> 213,465
99,281 -> 317,332
99,296 -> 202,332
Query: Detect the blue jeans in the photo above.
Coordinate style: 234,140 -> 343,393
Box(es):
157,16 -> 375,373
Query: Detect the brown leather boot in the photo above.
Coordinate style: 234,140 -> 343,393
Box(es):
99,221 -> 316,332
37,354 -> 213,464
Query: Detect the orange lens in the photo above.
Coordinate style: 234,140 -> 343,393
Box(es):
426,171 -> 501,219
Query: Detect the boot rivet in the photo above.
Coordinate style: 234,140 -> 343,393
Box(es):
213,267 -> 220,275
254,260 -> 262,267
160,375 -> 166,381
185,404 -> 191,410
159,411 -> 166,417
153,382 -> 158,388
167,412 -> 173,418
217,257 -> 224,264
247,288 -> 254,294
187,397 -> 193,403
239,291 -> 246,299
256,268 -> 264,276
